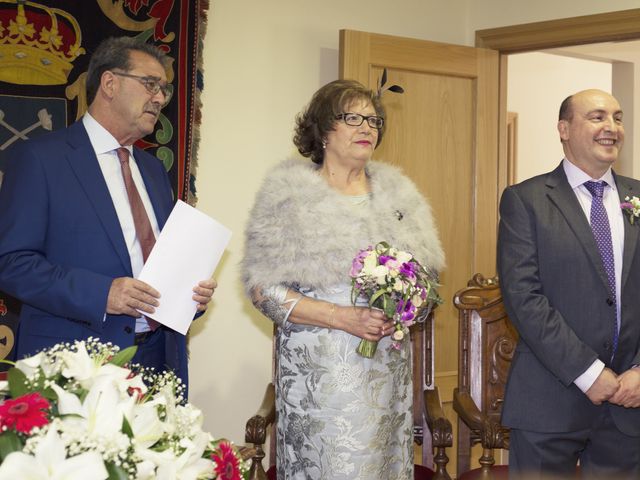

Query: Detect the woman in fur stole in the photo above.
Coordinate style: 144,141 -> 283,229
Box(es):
242,79 -> 445,480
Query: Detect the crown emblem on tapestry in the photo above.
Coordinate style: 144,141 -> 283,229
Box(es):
0,0 -> 85,85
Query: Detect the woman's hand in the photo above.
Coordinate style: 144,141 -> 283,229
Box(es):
335,305 -> 394,341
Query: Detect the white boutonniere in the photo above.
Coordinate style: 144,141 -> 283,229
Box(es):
621,196 -> 640,225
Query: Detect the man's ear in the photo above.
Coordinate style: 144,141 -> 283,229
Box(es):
100,71 -> 117,100
557,120 -> 569,142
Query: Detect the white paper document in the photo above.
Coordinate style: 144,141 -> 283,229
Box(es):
138,200 -> 231,334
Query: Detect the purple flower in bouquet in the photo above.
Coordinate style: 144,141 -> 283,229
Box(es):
397,298 -> 417,323
378,255 -> 393,265
350,246 -> 373,277
350,241 -> 442,357
399,262 -> 417,283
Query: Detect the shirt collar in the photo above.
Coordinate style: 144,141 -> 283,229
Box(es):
82,113 -> 132,156
562,158 -> 616,192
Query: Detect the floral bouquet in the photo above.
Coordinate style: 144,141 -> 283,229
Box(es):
350,242 -> 442,358
0,338 -> 247,480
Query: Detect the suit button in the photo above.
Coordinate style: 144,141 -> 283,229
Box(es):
606,298 -> 614,306
604,341 -> 611,351
124,326 -> 133,334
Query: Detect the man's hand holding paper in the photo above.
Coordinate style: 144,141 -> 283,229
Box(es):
138,200 -> 231,334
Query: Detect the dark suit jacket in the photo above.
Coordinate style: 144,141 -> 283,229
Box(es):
0,121 -> 188,386
498,163 -> 640,436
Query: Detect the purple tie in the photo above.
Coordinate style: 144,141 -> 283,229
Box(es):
584,181 -> 618,355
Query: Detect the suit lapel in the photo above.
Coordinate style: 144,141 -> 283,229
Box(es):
615,173 -> 640,292
64,122 -> 132,275
545,164 -> 611,292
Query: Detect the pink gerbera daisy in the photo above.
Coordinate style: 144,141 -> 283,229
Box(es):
212,442 -> 241,480
0,392 -> 51,434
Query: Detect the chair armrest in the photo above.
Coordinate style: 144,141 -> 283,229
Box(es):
424,387 -> 452,480
453,388 -> 484,431
245,383 -> 276,445
244,383 -> 275,480
424,387 -> 452,448
453,388 -> 508,450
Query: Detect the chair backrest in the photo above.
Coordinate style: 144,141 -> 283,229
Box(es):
453,274 -> 518,474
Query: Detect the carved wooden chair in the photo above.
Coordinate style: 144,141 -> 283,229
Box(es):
244,309 -> 453,480
453,274 -> 516,479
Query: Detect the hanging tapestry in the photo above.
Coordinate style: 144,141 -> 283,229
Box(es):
0,0 -> 210,364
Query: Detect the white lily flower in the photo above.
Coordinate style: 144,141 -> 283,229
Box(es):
60,343 -> 144,396
51,379 -> 133,438
15,352 -> 45,378
156,432 -> 215,480
135,459 -> 158,480
0,427 -> 108,480
130,402 -> 164,448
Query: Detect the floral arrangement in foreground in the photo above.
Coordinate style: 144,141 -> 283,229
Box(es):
0,338 -> 247,480
350,241 -> 442,358
621,195 -> 640,225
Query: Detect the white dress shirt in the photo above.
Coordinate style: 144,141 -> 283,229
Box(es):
82,114 -> 160,332
563,159 -> 624,393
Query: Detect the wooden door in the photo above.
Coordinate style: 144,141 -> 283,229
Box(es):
340,30 -> 499,476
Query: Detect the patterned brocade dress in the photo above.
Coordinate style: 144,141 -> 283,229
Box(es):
276,286 -> 414,480
275,195 -> 414,480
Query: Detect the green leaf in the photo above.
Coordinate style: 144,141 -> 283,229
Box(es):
0,430 -> 24,462
377,241 -> 390,251
384,298 -> 397,319
105,461 -> 130,480
370,289 -> 387,307
110,346 -> 137,367
7,367 -> 29,398
122,415 -> 133,438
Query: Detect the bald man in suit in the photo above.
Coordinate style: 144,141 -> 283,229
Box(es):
498,89 -> 640,478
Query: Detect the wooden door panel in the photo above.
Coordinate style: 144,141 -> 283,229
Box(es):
370,67 -> 475,377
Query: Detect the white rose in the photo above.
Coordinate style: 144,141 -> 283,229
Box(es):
412,294 -> 424,307
396,251 -> 413,263
392,330 -> 405,341
362,251 -> 378,274
373,265 -> 389,285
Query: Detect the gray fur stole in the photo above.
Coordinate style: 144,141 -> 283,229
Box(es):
242,158 -> 445,294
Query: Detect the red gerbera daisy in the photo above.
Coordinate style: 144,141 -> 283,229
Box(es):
0,392 -> 51,434
211,442 -> 241,480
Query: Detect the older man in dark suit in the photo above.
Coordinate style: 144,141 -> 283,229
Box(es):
0,37 -> 216,392
498,89 -> 640,478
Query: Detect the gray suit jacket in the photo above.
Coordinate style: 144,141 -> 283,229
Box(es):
498,162 -> 640,436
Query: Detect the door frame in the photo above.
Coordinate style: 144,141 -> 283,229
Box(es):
475,8 -> 640,192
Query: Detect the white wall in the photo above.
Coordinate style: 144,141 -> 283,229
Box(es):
468,1 -> 640,38
507,52 -> 612,182
190,0 -> 640,448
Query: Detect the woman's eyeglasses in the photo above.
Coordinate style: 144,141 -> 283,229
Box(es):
335,113 -> 384,129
